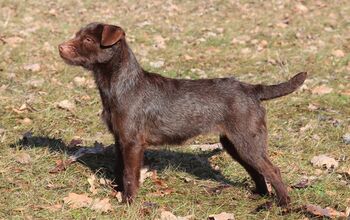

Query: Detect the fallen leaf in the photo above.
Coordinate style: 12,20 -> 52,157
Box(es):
332,49 -> 345,58
37,204 -> 62,212
276,22 -> 288,28
304,204 -> 348,218
158,210 -> 194,220
19,103 -> 27,111
140,166 -> 152,184
208,212 -> 235,220
189,143 -> 222,151
203,184 -> 231,195
68,138 -> 83,147
240,47 -> 251,54
20,118 -> 32,125
57,100 -> 75,112
299,122 -> 314,132
295,4 -> 309,13
5,36 -> 24,45
73,76 -> 86,87
183,177 -> 192,183
63,193 -> 92,209
291,176 -> 316,189
91,198 -> 112,212
342,133 -> 350,144
150,60 -> 165,68
15,152 -> 32,164
311,85 -> 333,95
0,128 -> 5,136
151,171 -> 167,188
24,63 -> 41,72
49,159 -> 75,174
340,89 -> 350,96
26,78 -> 44,88
87,174 -> 98,195
110,191 -> 123,202
45,183 -> 65,190
63,193 -> 111,212
184,54 -> 193,60
337,166 -> 350,178
311,155 -> 338,169
154,35 -> 166,49
307,103 -> 319,111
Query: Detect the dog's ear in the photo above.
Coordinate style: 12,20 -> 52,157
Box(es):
101,25 -> 125,47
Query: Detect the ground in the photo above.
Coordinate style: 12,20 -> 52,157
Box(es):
0,0 -> 349,219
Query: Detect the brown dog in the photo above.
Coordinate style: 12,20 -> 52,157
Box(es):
59,22 -> 306,206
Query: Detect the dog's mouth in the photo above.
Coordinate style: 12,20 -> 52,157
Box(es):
59,52 -> 77,65
59,48 -> 85,67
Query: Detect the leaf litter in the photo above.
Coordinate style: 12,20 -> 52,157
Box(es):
63,192 -> 112,212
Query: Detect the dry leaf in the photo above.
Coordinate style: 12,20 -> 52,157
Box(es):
295,4 -> 309,13
5,36 -> 24,45
184,54 -> 193,60
151,171 -> 167,188
240,48 -> 251,54
26,78 -> 44,88
203,184 -> 231,195
24,63 -> 41,72
39,204 -> 62,212
158,210 -> 194,220
21,118 -> 32,125
304,204 -> 348,218
49,159 -> 75,174
291,176 -> 316,189
15,152 -> 32,164
68,138 -> 83,147
150,60 -> 165,68
154,35 -> 166,49
311,155 -> 338,169
337,166 -> 350,178
110,191 -> 123,202
91,198 -> 112,212
189,143 -> 222,151
311,85 -> 333,95
299,122 -> 314,132
208,212 -> 235,220
340,89 -> 350,96
343,133 -> 350,144
140,166 -> 152,184
73,76 -> 86,87
63,192 -> 112,212
332,49 -> 345,58
63,193 -> 93,209
308,103 -> 319,111
87,174 -> 98,195
57,100 -> 75,111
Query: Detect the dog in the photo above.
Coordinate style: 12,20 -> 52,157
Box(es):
59,22 -> 307,206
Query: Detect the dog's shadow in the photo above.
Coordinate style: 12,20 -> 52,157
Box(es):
10,135 -> 245,187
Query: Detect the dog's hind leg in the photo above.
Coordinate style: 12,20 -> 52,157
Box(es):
220,135 -> 269,196
222,110 -> 290,206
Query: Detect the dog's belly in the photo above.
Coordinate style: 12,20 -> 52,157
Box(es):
144,110 -> 222,146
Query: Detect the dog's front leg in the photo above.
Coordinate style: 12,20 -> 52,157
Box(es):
114,136 -> 125,192
120,141 -> 144,203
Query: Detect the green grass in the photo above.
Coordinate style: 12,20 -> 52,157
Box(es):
0,0 -> 349,219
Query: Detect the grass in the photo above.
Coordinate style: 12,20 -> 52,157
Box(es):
0,0 -> 349,219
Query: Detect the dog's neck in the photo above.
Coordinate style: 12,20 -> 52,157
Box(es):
92,40 -> 144,98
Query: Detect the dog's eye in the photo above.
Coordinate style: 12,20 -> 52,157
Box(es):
84,37 -> 94,43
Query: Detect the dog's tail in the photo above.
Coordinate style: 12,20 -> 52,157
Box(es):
253,72 -> 307,101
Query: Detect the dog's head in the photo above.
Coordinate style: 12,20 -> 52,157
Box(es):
58,23 -> 125,69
